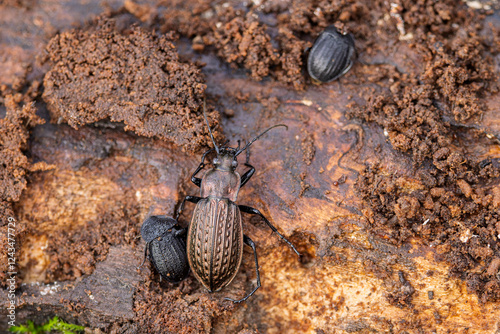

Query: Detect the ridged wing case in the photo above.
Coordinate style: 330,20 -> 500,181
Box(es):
187,197 -> 243,292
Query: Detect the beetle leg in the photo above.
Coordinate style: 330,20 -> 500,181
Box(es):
240,163 -> 255,187
240,144 -> 255,187
191,148 -> 213,187
239,205 -> 301,257
174,227 -> 187,237
191,162 -> 206,188
225,235 -> 261,303
175,195 -> 203,220
138,242 -> 150,269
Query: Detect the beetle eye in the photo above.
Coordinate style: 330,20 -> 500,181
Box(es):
232,160 -> 238,168
213,158 -> 219,165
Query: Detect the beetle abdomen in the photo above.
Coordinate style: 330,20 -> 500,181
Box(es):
187,197 -> 243,292
307,26 -> 355,83
148,232 -> 189,283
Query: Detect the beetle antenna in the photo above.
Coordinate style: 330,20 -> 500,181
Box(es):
236,124 -> 288,156
203,98 -> 220,154
200,148 -> 213,165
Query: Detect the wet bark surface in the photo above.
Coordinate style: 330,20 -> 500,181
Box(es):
0,0 -> 499,333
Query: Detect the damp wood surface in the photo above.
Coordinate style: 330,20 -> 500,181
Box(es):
0,0 -> 500,333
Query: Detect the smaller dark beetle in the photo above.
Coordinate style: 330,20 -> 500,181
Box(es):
307,26 -> 355,83
140,215 -> 190,283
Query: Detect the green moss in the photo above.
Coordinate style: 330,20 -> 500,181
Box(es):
9,316 -> 84,334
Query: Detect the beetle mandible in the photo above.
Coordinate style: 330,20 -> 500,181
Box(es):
176,101 -> 301,303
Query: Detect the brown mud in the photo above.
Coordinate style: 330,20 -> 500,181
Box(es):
0,0 -> 499,333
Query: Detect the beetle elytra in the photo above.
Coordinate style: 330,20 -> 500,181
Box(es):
307,26 -> 355,83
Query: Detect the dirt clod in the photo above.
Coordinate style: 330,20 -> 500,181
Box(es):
0,95 -> 43,202
350,0 -> 500,303
42,16 -> 221,152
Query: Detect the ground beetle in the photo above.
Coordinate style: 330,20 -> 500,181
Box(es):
307,25 -> 355,83
176,101 -> 301,303
140,215 -> 190,283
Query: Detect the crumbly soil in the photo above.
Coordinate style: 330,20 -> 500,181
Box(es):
347,0 -> 500,303
42,15 -> 222,152
0,95 -> 44,288
0,0 -> 499,333
0,95 -> 44,203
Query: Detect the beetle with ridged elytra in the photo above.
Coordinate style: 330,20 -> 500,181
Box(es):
176,101 -> 301,303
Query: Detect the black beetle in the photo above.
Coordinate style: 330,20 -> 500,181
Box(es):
140,215 -> 190,283
307,26 -> 355,83
176,101 -> 301,303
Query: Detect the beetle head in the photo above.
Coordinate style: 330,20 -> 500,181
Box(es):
203,97 -> 288,170
213,147 -> 239,171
